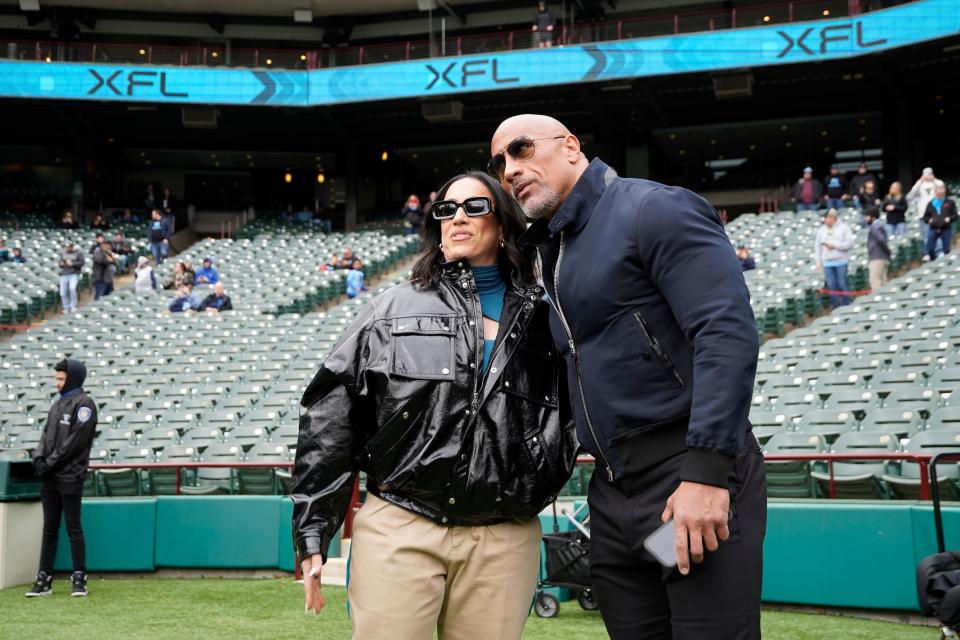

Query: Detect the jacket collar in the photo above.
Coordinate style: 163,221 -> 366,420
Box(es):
439,258 -> 541,298
519,157 -> 616,247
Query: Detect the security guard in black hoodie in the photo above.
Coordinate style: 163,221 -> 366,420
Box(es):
26,359 -> 98,598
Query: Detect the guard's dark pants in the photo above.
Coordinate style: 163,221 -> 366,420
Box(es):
589,431 -> 767,640
38,479 -> 86,574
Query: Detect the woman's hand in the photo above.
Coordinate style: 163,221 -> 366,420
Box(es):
302,554 -> 325,616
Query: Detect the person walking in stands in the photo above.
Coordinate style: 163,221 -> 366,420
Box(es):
147,209 -> 171,265
401,195 -> 422,236
823,164 -> 849,211
791,166 -> 823,212
909,167 -> 939,239
923,180 -> 955,262
58,241 -> 84,314
491,114 -> 764,639
294,171 -> 576,639
864,207 -> 891,292
532,1 -> 556,48
91,239 -> 116,300
198,282 -> 233,313
858,180 -> 882,227
883,181 -> 908,236
27,359 -> 98,598
344,259 -> 367,298
194,256 -> 220,285
134,256 -> 157,293
815,209 -> 856,307
848,162 -> 878,209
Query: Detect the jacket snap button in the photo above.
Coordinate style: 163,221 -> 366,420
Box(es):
457,262 -> 463,267
490,367 -> 497,374
504,381 -> 510,388
460,454 -> 466,461
469,320 -> 476,326
441,368 -> 450,375
532,437 -> 538,443
441,516 -> 449,523
461,282 -> 468,288
509,333 -> 516,339
465,409 -> 471,415
402,411 -> 409,419
469,362 -> 475,369
448,497 -> 456,505
544,395 -> 550,401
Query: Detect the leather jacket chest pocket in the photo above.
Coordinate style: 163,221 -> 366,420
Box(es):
501,340 -> 559,409
391,316 -> 457,381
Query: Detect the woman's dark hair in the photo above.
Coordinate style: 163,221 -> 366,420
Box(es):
410,171 -> 536,288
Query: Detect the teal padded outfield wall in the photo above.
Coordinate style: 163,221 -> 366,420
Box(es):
1,0 -> 958,107
53,496 -> 338,574
51,497 -> 960,611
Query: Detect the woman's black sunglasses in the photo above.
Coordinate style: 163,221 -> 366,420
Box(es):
487,135 -> 566,180
431,196 -> 495,220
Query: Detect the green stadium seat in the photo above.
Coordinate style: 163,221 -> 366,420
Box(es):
99,446 -> 155,496
810,431 -> 898,499
180,443 -> 244,495
150,445 -> 200,495
762,432 -> 827,498
238,443 -> 290,494
882,429 -> 960,500
859,408 -> 924,438
793,409 -> 857,443
748,410 -> 791,444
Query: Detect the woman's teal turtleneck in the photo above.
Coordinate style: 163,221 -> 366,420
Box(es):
473,264 -> 506,374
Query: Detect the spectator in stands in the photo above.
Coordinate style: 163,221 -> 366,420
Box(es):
848,162 -> 878,209
883,181 -> 908,236
119,208 -> 139,224
401,194 -> 422,236
91,240 -> 116,300
0,237 -> 9,263
923,180 -> 955,262
313,205 -> 332,233
90,213 -> 109,230
293,171 -> 574,636
111,231 -> 132,274
790,166 -> 822,212
182,259 -> 196,284
198,282 -> 233,313
59,241 -> 84,314
284,203 -> 296,222
858,180 -> 882,227
58,210 -> 80,229
822,163 -> 849,211
26,358 -> 97,598
297,204 -> 314,223
864,207 -> 891,292
737,244 -> 756,271
168,285 -> 195,313
339,247 -> 356,269
345,259 -> 367,298
909,167 -> 938,238
318,252 -> 341,272
532,1 -> 556,48
147,209 -> 171,265
134,256 -> 157,293
89,233 -> 106,256
11,247 -> 25,264
424,190 -> 438,219
161,187 -> 177,216
163,260 -> 194,290
144,184 -> 156,210
194,256 -> 220,285
814,209 -> 855,307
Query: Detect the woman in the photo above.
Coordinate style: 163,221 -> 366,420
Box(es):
293,171 -> 576,639
882,181 -> 908,236
923,180 -> 956,261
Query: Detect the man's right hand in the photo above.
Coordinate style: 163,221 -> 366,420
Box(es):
302,554 -> 325,615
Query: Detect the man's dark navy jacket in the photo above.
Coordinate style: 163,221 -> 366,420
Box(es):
521,159 -> 759,488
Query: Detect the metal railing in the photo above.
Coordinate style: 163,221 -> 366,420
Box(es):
1,0 -> 851,70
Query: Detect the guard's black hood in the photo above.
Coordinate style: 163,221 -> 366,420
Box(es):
58,358 -> 87,394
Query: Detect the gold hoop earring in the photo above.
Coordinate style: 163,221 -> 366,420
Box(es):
499,236 -> 505,248
439,243 -> 443,249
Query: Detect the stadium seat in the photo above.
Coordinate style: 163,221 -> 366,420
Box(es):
859,408 -> 924,438
793,409 -> 857,443
238,443 -> 290,494
150,445 -> 200,495
180,443 -> 244,495
226,426 -> 270,451
180,427 -> 224,451
100,446 -> 155,496
882,429 -> 960,500
810,431 -> 898,499
748,411 -> 791,444
762,433 -> 827,498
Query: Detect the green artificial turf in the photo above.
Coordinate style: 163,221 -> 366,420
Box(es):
0,579 -> 934,639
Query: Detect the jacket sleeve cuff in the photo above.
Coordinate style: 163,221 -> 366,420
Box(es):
295,533 -> 331,565
679,448 -> 735,489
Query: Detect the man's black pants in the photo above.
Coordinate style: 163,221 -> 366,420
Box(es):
589,432 -> 767,639
38,479 -> 86,574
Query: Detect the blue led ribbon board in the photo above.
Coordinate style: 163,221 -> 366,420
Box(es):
0,0 -> 956,107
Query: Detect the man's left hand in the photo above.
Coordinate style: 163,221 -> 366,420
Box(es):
661,481 -> 730,576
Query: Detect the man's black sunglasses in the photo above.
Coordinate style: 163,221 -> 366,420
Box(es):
431,196 -> 495,220
487,135 -> 566,180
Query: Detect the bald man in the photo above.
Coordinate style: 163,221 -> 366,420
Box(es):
491,115 -> 765,639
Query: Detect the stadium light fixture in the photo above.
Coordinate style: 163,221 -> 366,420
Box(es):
138,48 -> 146,55
381,150 -> 389,162
211,51 -> 220,59
266,58 -> 273,65
284,171 -> 292,183
762,15 -> 771,22
300,54 -> 307,61
44,55 -> 51,62
822,9 -> 830,16
317,172 -> 325,184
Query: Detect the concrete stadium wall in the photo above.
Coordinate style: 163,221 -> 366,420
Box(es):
50,497 -> 957,611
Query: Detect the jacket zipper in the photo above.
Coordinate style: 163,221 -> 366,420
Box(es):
551,231 -> 614,482
633,311 -> 686,388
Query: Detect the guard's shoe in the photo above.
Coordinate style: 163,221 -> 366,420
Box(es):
25,571 -> 53,597
70,571 -> 88,597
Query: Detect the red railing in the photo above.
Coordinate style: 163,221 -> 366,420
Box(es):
1,0 -> 850,70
